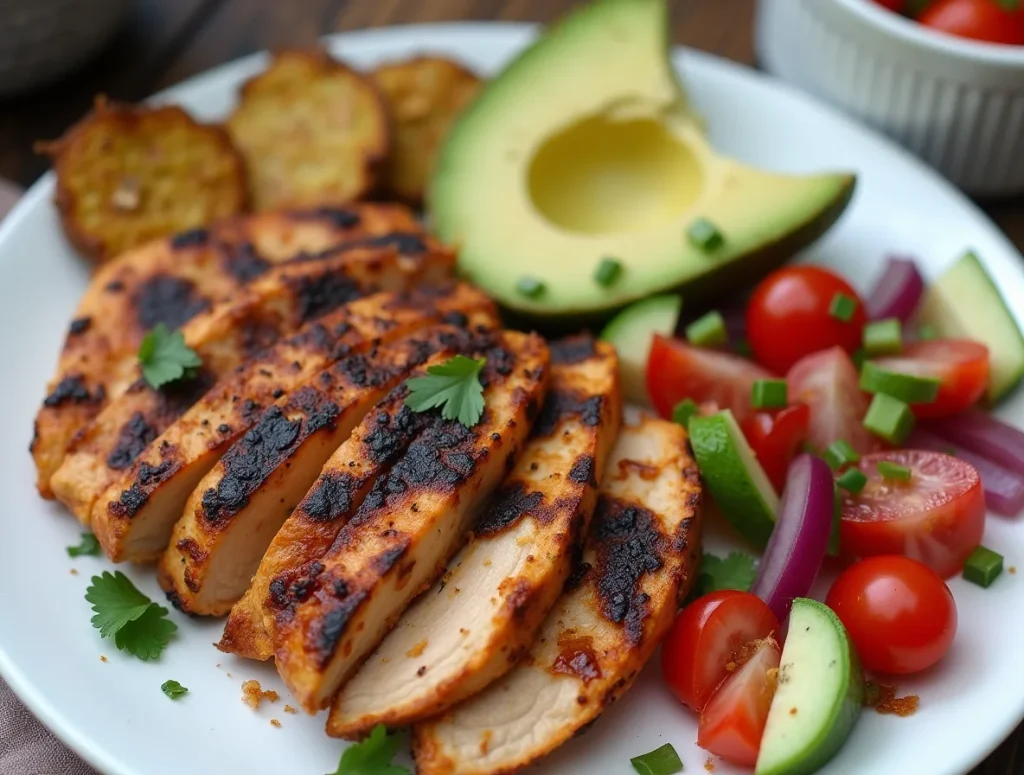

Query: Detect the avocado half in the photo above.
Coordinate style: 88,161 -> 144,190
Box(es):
429,0 -> 856,323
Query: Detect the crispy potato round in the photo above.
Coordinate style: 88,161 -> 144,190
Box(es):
227,49 -> 390,211
372,57 -> 482,204
38,98 -> 248,264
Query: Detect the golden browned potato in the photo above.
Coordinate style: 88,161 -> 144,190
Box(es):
37,98 -> 247,263
227,50 -> 390,210
372,57 -> 482,204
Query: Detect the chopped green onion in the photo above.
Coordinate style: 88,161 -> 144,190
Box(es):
734,338 -> 753,358
829,293 -> 857,322
685,311 -> 728,348
836,467 -> 867,495
594,257 -> 623,287
851,347 -> 867,371
687,217 -> 725,252
630,743 -> 684,775
863,393 -> 915,445
516,276 -> 545,298
917,323 -> 939,341
751,379 -> 787,409
859,362 -> 940,404
863,318 -> 903,356
824,439 -> 861,470
877,460 -> 912,482
963,546 -> 1003,588
672,398 -> 699,428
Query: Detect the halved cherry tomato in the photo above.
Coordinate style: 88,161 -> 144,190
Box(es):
787,347 -> 876,454
840,450 -> 985,578
872,339 -> 989,419
918,0 -> 1024,46
742,403 -> 811,494
661,590 -> 780,712
746,266 -> 866,374
697,637 -> 781,767
826,556 -> 957,675
646,335 -> 775,423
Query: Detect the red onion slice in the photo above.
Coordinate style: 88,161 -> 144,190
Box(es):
926,410 -> 1024,478
750,454 -> 833,621
867,256 -> 925,323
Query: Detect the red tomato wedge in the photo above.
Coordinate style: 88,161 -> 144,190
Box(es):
661,591 -> 780,712
872,339 -> 989,419
647,335 -> 775,423
787,347 -> 876,454
741,403 -> 811,494
918,0 -> 1024,46
840,450 -> 985,578
698,637 -> 781,768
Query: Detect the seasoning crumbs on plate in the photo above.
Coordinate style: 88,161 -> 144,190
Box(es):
242,679 -> 280,709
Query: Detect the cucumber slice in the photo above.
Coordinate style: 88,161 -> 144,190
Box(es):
688,410 -> 779,548
755,598 -> 864,775
917,251 -> 1024,403
859,362 -> 940,404
599,294 -> 681,405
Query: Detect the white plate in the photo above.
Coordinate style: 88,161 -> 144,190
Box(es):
2,22 -> 1023,775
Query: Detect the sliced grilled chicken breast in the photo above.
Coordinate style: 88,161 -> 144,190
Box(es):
90,284 -> 487,564
33,203 -> 422,497
159,317 -> 498,615
52,240 -> 453,527
413,415 -> 703,775
327,337 -> 621,739
270,332 -> 550,713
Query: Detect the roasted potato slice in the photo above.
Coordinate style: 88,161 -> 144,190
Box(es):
227,50 -> 389,210
372,57 -> 482,204
38,97 -> 247,263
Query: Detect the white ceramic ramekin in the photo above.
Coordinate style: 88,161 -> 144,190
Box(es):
756,0 -> 1024,197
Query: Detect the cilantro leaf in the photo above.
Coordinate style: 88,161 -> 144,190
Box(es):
404,355 -> 486,427
66,532 -> 101,558
327,724 -> 410,775
696,551 -> 757,596
161,680 -> 189,700
85,571 -> 177,660
138,324 -> 202,389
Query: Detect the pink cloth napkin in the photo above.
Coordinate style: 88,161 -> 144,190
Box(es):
0,179 -> 98,774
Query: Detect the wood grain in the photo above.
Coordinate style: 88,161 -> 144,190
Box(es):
0,1 -> 1020,771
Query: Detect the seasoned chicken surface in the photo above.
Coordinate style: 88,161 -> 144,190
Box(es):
328,337 -> 621,739
86,282 -> 473,568
32,203 -> 423,498
160,314 -> 499,615
413,415 -> 703,775
269,332 -> 550,713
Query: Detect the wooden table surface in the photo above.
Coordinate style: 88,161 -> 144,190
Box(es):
0,0 -> 1021,772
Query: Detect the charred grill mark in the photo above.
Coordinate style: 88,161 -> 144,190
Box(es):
104,279 -> 125,293
532,390 -> 604,439
106,412 -> 158,470
440,311 -> 468,327
220,241 -> 271,283
133,275 -> 211,331
106,456 -> 179,519
289,272 -> 364,323
290,207 -> 361,230
43,375 -> 104,408
170,228 -> 210,249
177,536 -> 207,564
238,314 -> 288,358
269,560 -> 325,610
568,455 -> 596,485
475,483 -> 544,536
68,317 -> 91,335
551,634 -> 602,684
481,347 -> 514,385
336,353 -> 391,389
363,400 -> 427,465
591,497 -> 666,646
301,472 -> 359,523
357,232 -> 426,255
549,335 -> 597,365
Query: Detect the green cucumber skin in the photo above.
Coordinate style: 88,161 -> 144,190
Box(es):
756,599 -> 864,775
688,412 -> 776,549
599,294 -> 681,405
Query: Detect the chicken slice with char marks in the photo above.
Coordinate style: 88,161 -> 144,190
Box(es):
159,314 -> 499,615
89,283 -> 487,564
269,331 -> 550,712
33,203 -> 423,497
413,415 -> 702,775
327,336 -> 621,739
52,239 -> 454,528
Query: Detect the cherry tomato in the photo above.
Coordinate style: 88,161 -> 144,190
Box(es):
741,403 -> 811,493
646,335 -> 775,423
918,0 -> 1024,45
661,591 -> 780,712
840,450 -> 985,578
874,0 -> 909,12
826,556 -> 957,675
872,339 -> 989,419
746,266 -> 866,374
787,347 -> 877,454
697,637 -> 781,767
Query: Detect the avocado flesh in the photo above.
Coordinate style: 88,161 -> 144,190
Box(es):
430,0 -> 855,322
